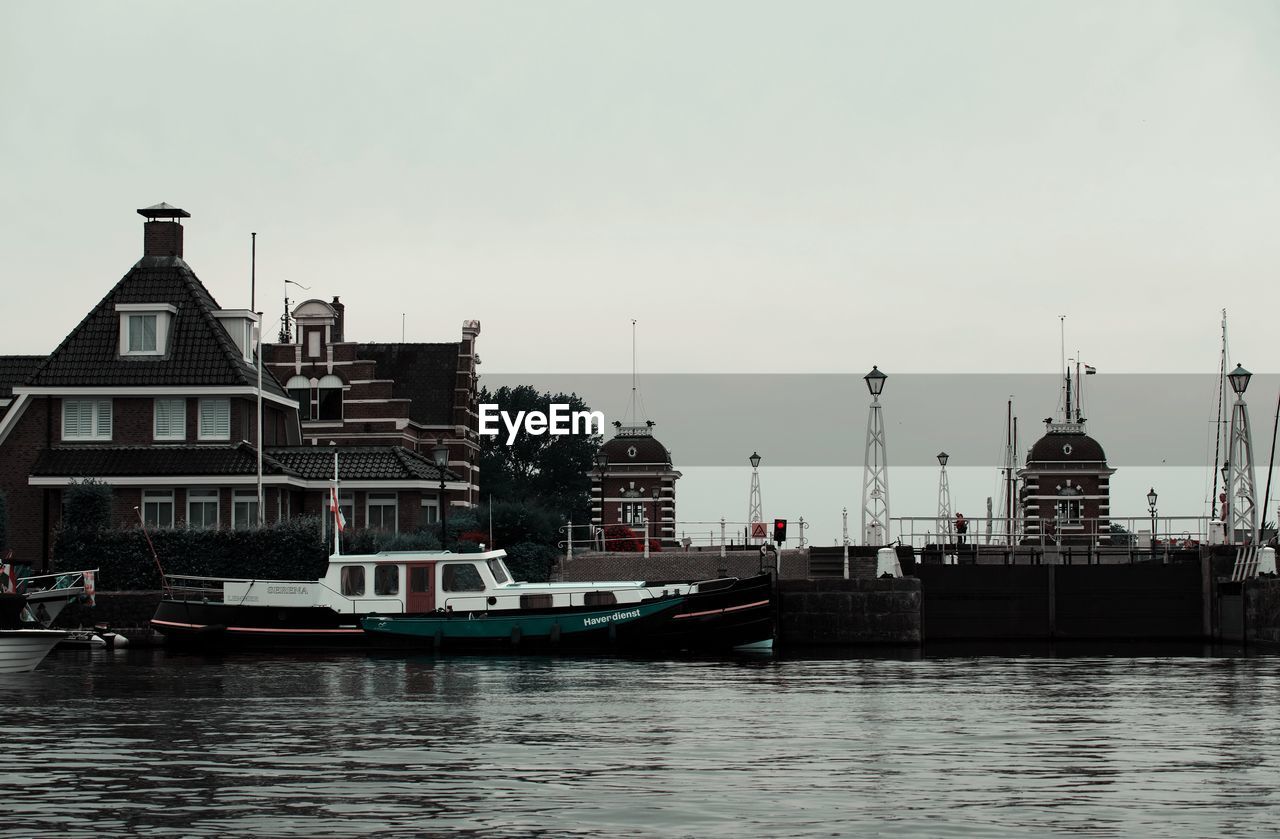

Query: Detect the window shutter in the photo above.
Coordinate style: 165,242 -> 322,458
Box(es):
200,398 -> 230,439
95,400 -> 112,438
63,401 -> 85,437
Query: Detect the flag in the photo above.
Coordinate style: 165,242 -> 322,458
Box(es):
83,570 -> 96,607
1084,365 -> 1097,375
329,486 -> 346,533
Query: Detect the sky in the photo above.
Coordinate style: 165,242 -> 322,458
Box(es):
3,1 -> 1278,541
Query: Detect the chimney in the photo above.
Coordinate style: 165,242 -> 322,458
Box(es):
137,202 -> 190,258
331,296 -> 345,342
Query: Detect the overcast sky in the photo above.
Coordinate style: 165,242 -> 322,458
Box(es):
3,1 -> 1277,537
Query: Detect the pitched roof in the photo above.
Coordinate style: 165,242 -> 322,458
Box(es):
354,343 -> 459,425
266,446 -> 460,482
31,443 -> 292,477
29,443 -> 461,483
0,355 -> 45,399
23,255 -> 287,398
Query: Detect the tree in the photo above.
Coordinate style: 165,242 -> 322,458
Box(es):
477,385 -> 602,524
62,479 -> 112,534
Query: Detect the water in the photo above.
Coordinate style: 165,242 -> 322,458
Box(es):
3,646 -> 1280,837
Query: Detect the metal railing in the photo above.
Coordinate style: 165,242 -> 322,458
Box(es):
888,515 -> 1215,551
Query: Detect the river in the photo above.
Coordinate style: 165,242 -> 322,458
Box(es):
2,646 -> 1278,837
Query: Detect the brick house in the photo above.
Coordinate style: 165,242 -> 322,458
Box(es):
591,421 -> 681,545
264,299 -> 482,511
1018,418 -> 1115,546
0,204 -> 470,570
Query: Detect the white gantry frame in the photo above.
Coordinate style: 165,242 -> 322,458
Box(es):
861,396 -> 890,545
1226,394 -> 1258,543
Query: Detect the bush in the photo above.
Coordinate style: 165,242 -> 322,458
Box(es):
340,529 -> 441,555
63,479 -> 112,534
503,541 -> 557,582
53,515 -> 329,590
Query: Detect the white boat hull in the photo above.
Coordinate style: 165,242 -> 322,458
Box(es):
0,630 -> 68,674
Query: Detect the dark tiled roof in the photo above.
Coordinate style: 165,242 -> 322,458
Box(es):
0,355 -> 45,399
355,343 -> 459,425
24,256 -> 287,398
602,433 -> 672,465
1028,430 -> 1107,464
31,443 -> 293,477
266,446 -> 460,482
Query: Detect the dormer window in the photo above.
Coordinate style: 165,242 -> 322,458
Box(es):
116,303 -> 176,357
213,310 -> 258,363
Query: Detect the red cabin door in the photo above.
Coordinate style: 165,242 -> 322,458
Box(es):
406,562 -> 435,614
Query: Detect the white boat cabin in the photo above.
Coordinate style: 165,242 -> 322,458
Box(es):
219,550 -> 696,615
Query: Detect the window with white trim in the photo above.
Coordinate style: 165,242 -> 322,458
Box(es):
62,399 -> 112,441
187,488 -> 219,529
154,398 -> 186,441
367,492 -> 398,532
116,303 -> 174,357
317,374 -> 343,421
142,489 -> 174,528
199,398 -> 231,440
421,494 -> 440,525
233,489 -> 259,530
285,375 -> 313,421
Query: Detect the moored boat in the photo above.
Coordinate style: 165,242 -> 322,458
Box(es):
150,549 -> 774,652
0,593 -> 68,674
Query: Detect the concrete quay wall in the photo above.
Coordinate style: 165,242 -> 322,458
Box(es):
777,577 -> 921,646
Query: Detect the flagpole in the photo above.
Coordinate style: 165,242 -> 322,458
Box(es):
332,445 -> 340,557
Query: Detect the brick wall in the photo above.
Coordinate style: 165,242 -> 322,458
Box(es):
0,397 -> 51,566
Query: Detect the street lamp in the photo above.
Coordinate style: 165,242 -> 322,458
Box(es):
651,487 -> 660,540
432,438 -> 449,547
864,365 -> 887,398
750,451 -> 761,469
1229,364 -> 1252,396
936,451 -> 952,548
861,366 -> 890,545
1147,487 -> 1158,557
748,451 -> 763,542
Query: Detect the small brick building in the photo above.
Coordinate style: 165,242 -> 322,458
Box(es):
591,422 -> 681,545
1018,419 -> 1114,545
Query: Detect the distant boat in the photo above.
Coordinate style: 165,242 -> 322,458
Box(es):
0,593 -> 67,674
151,549 -> 774,652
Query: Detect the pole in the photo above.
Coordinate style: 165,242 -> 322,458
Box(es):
1259,386 -> 1280,544
439,475 -> 447,548
566,521 -> 573,564
720,517 -> 726,559
643,521 -> 650,559
256,312 -> 264,526
331,448 -> 340,557
842,507 -> 849,580
250,232 -> 257,312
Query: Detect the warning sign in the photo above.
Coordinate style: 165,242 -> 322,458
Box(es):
750,521 -> 767,539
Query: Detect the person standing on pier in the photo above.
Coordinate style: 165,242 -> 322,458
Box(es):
955,513 -> 968,548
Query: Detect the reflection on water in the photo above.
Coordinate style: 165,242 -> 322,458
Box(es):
3,646 -> 1279,837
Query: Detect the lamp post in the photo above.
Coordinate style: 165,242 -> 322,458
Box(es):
1147,487 -> 1158,559
861,366 -> 890,545
432,439 -> 449,547
1226,364 -> 1258,543
651,487 -> 660,544
748,451 -> 763,544
937,451 -> 952,547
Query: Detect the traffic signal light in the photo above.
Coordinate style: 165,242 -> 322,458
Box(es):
773,518 -> 787,543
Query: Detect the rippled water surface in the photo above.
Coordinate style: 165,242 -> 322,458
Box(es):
4,647 -> 1280,837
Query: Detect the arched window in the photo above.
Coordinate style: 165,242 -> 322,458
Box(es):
285,375 -> 312,421
317,374 -> 344,421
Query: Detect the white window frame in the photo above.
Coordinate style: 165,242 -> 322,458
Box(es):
187,488 -> 219,530
198,398 -> 231,441
142,489 -> 175,529
116,303 -> 175,357
420,494 -> 440,525
233,489 -> 260,530
367,492 -> 398,533
62,399 -> 112,441
154,398 -> 186,441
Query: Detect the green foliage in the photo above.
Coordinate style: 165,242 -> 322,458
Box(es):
62,479 -> 112,534
477,384 -> 602,524
1108,521 -> 1135,547
53,516 -> 329,590
503,541 -> 557,582
340,529 -> 441,555
0,489 -> 7,552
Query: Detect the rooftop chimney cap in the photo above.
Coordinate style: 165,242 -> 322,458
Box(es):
137,202 -> 190,220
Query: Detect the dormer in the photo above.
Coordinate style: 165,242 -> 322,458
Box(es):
213,310 -> 259,362
292,298 -> 338,360
116,303 -> 177,357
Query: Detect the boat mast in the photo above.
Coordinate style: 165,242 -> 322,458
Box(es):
1211,310 -> 1228,520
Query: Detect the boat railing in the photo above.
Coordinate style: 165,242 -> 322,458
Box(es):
19,568 -> 96,599
438,583 -> 697,614
164,573 -> 321,603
